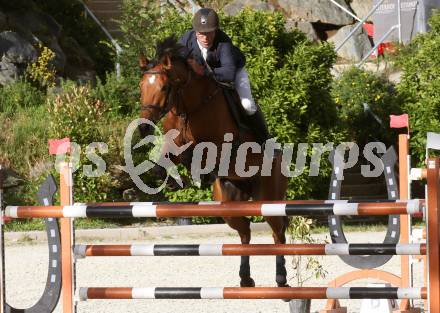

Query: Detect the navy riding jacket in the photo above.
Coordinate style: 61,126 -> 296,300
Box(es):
179,30 -> 246,83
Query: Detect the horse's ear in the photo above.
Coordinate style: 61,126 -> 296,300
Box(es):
139,53 -> 149,71
162,54 -> 172,70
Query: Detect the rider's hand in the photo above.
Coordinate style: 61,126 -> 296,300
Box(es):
188,58 -> 206,76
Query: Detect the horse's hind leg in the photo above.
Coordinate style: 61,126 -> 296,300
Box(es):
214,179 -> 255,287
223,217 -> 255,287
266,216 -> 289,287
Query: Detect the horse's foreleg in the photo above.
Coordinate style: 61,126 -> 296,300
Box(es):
223,217 -> 255,287
266,216 -> 289,287
214,179 -> 254,287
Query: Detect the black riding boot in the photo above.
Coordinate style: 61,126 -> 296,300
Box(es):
246,107 -> 271,145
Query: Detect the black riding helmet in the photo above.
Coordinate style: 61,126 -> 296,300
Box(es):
192,8 -> 219,33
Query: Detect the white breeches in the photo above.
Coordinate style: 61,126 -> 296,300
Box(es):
235,67 -> 257,115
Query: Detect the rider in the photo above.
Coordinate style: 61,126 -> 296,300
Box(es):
179,8 -> 271,145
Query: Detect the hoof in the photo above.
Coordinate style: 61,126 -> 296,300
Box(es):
240,278 -> 255,287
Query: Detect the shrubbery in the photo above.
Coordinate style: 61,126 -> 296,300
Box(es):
93,72 -> 140,117
26,45 -> 57,89
0,101 -> 50,206
332,67 -> 402,146
0,80 -> 45,116
47,82 -> 130,202
396,11 -> 440,164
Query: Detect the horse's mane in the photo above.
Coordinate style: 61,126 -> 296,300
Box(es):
151,35 -> 188,67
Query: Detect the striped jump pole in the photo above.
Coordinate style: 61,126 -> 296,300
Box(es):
74,243 -> 427,258
4,199 -> 424,219
427,158 -> 440,311
79,287 -> 427,300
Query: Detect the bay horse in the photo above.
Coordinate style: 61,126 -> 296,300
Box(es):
138,36 -> 289,288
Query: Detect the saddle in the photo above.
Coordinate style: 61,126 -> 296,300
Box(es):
220,86 -> 253,136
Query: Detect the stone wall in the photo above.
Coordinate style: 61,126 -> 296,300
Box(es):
0,4 -> 96,86
224,0 -> 375,61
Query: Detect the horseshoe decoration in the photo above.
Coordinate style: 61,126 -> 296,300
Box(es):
3,175 -> 62,313
327,147 -> 400,269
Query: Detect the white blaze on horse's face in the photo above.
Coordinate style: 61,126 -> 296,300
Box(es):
139,70 -> 170,122
141,74 -> 162,93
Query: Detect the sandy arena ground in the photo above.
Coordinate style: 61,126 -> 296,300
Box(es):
4,225 -> 426,313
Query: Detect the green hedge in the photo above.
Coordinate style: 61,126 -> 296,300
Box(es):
396,11 -> 440,164
332,67 -> 402,146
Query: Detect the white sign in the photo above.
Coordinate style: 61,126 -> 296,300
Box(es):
373,0 -> 440,43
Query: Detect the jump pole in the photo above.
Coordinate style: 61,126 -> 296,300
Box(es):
398,134 -> 414,312
60,162 -> 74,313
0,168 -> 4,313
5,200 -> 423,218
427,158 -> 440,311
78,287 -> 427,300
73,243 -> 427,257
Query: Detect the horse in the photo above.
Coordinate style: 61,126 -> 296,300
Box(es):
138,36 -> 289,288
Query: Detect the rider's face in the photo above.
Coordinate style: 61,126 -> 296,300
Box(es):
196,31 -> 216,48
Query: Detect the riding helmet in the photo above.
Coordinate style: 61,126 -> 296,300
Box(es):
192,8 -> 219,33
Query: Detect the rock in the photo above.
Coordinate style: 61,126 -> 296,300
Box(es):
223,0 -> 275,16
0,31 -> 37,63
48,39 -> 66,72
7,10 -> 62,40
60,36 -> 94,69
277,0 -> 354,25
328,24 -> 372,62
5,10 -> 66,72
0,11 -> 7,31
285,19 -> 320,41
349,0 -> 374,20
60,36 -> 96,83
0,55 -> 19,86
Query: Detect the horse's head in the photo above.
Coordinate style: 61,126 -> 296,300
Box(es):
138,36 -> 192,137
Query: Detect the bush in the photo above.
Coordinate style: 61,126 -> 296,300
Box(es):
332,67 -> 402,146
396,11 -> 440,164
119,1 -> 192,77
225,10 -> 342,199
26,45 -> 57,89
47,81 -> 123,202
0,105 -> 51,206
0,105 -> 49,171
0,80 -> 45,117
93,72 -> 140,117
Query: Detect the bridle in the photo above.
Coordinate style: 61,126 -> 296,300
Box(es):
140,69 -> 173,119
140,63 -> 221,121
